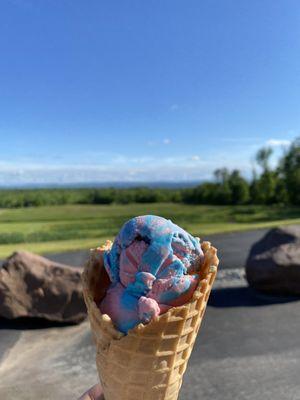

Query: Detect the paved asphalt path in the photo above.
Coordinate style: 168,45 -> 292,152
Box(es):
0,289 -> 299,400
44,228 -> 269,269
1,228 -> 300,400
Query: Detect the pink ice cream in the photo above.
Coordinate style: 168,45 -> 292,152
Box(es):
100,215 -> 204,333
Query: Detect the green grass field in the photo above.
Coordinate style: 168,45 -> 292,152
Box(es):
0,203 -> 299,258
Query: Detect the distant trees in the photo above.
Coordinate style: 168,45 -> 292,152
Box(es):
251,147 -> 277,204
212,168 -> 249,205
214,168 -> 232,204
0,138 -> 299,208
181,137 -> 299,206
228,170 -> 250,205
255,147 -> 273,171
250,138 -> 300,205
180,168 -> 249,206
279,137 -> 300,204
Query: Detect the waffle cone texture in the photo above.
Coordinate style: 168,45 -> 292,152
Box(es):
82,240 -> 219,400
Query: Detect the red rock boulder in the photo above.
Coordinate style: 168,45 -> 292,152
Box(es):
0,251 -> 86,323
246,225 -> 300,296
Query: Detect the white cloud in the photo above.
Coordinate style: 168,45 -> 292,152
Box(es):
0,151 -> 254,185
163,138 -> 171,145
266,139 -> 291,147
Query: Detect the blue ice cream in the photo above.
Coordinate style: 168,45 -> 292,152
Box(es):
100,215 -> 204,333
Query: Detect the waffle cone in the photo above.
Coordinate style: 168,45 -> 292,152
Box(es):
82,240 -> 219,400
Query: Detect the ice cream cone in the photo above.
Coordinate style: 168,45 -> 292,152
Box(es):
82,239 -> 218,400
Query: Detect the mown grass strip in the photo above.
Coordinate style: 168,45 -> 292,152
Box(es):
0,203 -> 299,258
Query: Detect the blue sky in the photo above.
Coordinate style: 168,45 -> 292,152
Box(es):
0,0 -> 299,185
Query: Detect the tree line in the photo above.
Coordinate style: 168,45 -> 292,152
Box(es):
184,137 -> 299,205
0,137 -> 299,208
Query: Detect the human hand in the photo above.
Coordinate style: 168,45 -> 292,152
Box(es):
78,383 -> 104,400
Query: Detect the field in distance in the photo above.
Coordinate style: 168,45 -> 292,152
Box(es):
0,203 -> 299,258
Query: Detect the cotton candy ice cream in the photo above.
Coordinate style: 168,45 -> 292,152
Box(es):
100,215 -> 204,333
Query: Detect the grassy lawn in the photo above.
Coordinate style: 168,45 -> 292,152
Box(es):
0,203 -> 299,258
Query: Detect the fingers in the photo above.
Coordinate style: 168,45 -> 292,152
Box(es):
78,383 -> 103,400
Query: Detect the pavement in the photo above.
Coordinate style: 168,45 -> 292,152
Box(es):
1,228 -> 300,400
44,228 -> 269,269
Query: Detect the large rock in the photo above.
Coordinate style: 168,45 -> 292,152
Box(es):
246,225 -> 300,295
0,251 -> 87,323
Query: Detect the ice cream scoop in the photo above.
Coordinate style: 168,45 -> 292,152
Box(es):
83,236 -> 219,400
100,215 -> 204,333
